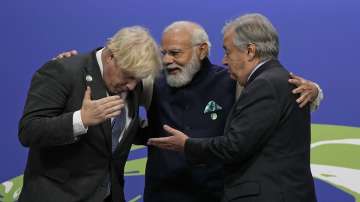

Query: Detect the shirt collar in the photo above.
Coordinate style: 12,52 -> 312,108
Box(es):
95,48 -> 104,77
247,58 -> 271,81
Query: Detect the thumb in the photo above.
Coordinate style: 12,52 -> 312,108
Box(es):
84,86 -> 92,101
163,124 -> 182,136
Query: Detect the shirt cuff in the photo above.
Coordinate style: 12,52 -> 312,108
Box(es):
73,110 -> 88,137
310,83 -> 324,112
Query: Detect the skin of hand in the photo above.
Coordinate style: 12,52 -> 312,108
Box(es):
53,50 -> 79,60
147,124 -> 189,152
81,86 -> 125,127
288,72 -> 319,108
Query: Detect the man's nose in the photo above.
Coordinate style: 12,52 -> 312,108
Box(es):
162,53 -> 175,65
126,80 -> 138,91
222,56 -> 228,66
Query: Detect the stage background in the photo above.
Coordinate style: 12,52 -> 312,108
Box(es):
1,0 -> 359,201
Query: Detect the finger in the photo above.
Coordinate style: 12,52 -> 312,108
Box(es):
289,79 -> 302,88
83,86 -> 91,101
289,72 -> 303,80
103,104 -> 124,116
299,97 -> 311,108
96,96 -> 122,105
70,50 -> 78,55
296,91 -> 311,104
148,137 -> 172,145
100,98 -> 124,110
163,125 -> 183,136
299,94 -> 312,108
54,55 -> 64,60
306,82 -> 318,101
104,110 -> 121,119
292,85 -> 306,94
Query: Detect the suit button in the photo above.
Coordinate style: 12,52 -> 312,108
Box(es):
184,105 -> 190,110
185,126 -> 191,130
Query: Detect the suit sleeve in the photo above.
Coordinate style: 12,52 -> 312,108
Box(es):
185,78 -> 281,164
18,60 -> 77,148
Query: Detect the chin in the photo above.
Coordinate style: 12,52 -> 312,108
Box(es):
229,74 -> 236,80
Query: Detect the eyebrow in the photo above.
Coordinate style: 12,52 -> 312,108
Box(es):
163,48 -> 183,51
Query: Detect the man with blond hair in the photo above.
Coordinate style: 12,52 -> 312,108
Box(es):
55,21 -> 323,202
18,26 -> 161,202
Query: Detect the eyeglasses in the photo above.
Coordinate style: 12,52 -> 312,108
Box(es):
160,43 -> 202,59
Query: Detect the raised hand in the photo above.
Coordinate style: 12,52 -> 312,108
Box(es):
288,72 -> 319,108
147,124 -> 188,152
80,86 -> 124,127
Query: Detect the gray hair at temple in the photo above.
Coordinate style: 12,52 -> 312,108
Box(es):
163,21 -> 212,56
222,13 -> 279,60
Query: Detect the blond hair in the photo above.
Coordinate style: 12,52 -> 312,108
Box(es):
106,26 -> 161,79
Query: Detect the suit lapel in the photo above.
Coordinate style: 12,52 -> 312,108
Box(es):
84,49 -> 112,152
246,59 -> 280,86
224,59 -> 281,132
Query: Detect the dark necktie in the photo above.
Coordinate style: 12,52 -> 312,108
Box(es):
101,108 -> 126,199
111,108 -> 126,153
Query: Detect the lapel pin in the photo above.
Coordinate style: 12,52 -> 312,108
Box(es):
210,113 -> 218,120
85,75 -> 93,82
204,100 -> 222,120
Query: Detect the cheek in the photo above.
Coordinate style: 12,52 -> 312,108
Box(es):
174,59 -> 188,68
228,61 -> 238,71
177,53 -> 193,66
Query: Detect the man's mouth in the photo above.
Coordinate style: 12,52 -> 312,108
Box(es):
166,67 -> 182,75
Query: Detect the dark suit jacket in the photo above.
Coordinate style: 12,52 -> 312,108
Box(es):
185,60 -> 317,202
138,58 -> 236,202
18,49 -> 141,202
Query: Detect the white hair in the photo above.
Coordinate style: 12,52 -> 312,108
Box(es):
222,13 -> 279,60
163,21 -> 212,56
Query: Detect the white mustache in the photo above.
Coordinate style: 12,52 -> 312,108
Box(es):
165,64 -> 183,69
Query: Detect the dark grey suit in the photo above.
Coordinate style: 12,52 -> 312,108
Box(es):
185,60 -> 317,202
18,49 -> 141,202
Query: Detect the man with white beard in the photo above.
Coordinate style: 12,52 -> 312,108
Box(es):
54,21 -> 323,201
163,43 -> 201,87
139,21 -> 323,202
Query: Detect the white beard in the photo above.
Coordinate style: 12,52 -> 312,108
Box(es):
164,53 -> 201,88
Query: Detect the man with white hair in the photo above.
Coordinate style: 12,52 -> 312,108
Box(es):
140,21 -> 322,202
18,26 -> 161,202
148,14 -> 318,201
140,21 -> 235,202
55,21 -> 323,201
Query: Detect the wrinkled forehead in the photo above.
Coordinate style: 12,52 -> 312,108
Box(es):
223,29 -> 237,47
161,29 -> 193,49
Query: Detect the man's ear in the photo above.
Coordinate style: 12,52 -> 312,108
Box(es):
198,43 -> 209,60
103,48 -> 114,65
247,43 -> 256,60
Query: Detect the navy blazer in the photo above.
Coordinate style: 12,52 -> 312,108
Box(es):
141,58 -> 236,202
185,60 -> 317,202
